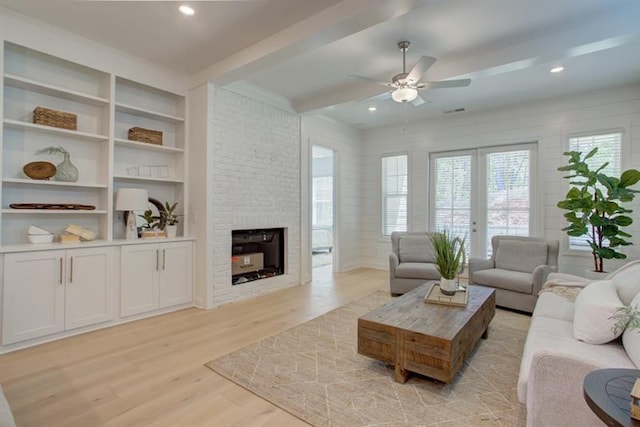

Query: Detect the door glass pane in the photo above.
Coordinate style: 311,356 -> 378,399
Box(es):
433,155 -> 472,255
486,150 -> 530,254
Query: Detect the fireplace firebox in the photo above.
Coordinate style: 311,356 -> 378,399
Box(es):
231,228 -> 285,285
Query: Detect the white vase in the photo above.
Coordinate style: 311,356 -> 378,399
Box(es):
440,277 -> 457,296
165,225 -> 177,239
584,269 -> 608,280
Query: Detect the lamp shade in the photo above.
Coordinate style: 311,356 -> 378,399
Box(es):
392,86 -> 418,103
116,188 -> 148,211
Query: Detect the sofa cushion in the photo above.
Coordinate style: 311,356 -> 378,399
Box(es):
610,260 -> 640,305
398,235 -> 435,263
495,240 -> 547,273
517,315 -> 634,403
573,280 -> 624,344
395,262 -> 440,280
623,292 -> 640,368
533,292 -> 574,322
471,268 -> 533,294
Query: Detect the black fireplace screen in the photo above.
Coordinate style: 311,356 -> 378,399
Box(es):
231,228 -> 284,285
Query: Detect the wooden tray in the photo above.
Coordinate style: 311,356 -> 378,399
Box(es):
10,203 -> 96,210
424,282 -> 468,307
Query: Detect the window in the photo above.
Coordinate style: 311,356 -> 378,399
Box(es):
567,132 -> 622,250
312,176 -> 333,227
382,154 -> 408,236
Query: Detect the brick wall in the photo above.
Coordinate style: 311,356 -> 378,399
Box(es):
210,88 -> 301,305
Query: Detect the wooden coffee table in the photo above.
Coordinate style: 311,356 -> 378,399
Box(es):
357,283 -> 495,384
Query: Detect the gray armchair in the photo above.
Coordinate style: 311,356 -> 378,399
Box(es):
389,231 -> 441,295
468,235 -> 559,313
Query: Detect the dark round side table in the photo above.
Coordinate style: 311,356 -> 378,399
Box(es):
584,368 -> 640,427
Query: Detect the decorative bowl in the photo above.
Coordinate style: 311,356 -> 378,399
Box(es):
28,234 -> 55,244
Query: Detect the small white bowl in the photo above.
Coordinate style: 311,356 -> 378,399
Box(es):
28,234 -> 54,244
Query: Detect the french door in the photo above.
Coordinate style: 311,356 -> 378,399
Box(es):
429,143 -> 537,258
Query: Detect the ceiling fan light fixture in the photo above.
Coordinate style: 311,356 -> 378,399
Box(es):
392,87 -> 418,103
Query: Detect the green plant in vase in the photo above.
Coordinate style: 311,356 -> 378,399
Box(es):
36,146 -> 78,182
138,209 -> 160,230
161,201 -> 182,238
430,230 -> 466,296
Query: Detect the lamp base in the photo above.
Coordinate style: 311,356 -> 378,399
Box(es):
125,210 -> 138,240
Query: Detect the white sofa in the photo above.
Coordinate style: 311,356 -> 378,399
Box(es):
517,261 -> 640,427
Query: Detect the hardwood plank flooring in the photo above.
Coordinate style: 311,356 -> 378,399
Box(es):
0,266 -> 388,426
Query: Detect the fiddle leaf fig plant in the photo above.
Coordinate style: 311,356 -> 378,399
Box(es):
557,148 -> 640,273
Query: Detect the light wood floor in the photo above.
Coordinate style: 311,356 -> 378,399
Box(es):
0,266 -> 388,426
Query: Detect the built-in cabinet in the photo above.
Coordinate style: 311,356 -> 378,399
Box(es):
0,41 -> 194,352
121,241 -> 192,317
2,246 -> 115,345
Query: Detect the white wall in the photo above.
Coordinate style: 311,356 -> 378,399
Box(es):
360,84 -> 640,276
209,87 -> 302,306
301,116 -> 364,281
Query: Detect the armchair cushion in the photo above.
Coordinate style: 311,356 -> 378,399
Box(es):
471,268 -> 533,294
573,280 -> 624,344
398,235 -> 435,263
494,240 -> 548,273
609,260 -> 640,305
395,262 -> 440,280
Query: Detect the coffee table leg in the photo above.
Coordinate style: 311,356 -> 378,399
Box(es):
481,328 -> 489,339
395,363 -> 409,384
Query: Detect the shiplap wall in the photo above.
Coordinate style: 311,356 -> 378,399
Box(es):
360,84 -> 640,276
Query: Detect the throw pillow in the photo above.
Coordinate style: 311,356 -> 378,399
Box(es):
573,279 -> 625,344
398,235 -> 435,263
623,292 -> 640,368
494,240 -> 547,273
610,260 -> 640,305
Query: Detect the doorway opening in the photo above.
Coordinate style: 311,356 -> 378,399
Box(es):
312,145 -> 335,273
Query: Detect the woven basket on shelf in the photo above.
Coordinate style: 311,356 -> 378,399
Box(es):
33,106 -> 77,130
128,127 -> 163,145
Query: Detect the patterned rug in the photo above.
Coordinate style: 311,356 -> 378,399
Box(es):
205,291 -> 531,426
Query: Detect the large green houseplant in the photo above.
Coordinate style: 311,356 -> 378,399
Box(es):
557,148 -> 640,273
430,230 -> 466,296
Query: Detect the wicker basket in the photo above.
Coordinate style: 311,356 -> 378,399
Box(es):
128,127 -> 163,145
33,106 -> 77,130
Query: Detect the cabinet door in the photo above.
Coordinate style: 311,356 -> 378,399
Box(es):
65,247 -> 116,330
120,244 -> 159,317
159,241 -> 193,308
2,250 -> 66,345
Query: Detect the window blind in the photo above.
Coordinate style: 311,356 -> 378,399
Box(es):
567,132 -> 622,250
382,154 -> 408,235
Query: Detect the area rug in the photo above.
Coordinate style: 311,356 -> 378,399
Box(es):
205,291 -> 530,426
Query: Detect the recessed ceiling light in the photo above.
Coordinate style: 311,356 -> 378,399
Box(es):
368,106 -> 377,112
550,66 -> 565,74
179,5 -> 195,16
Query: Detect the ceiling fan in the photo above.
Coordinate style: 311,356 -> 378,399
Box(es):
349,41 -> 471,106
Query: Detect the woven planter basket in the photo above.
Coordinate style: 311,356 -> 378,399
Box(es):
33,107 -> 77,130
128,127 -> 163,145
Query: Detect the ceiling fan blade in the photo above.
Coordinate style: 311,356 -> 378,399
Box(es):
406,55 -> 436,83
357,90 -> 392,103
411,95 -> 426,106
348,74 -> 395,88
418,79 -> 471,89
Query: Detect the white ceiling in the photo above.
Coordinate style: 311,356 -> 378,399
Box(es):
1,0 -> 639,129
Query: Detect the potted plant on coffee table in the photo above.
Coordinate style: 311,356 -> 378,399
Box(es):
430,230 -> 466,296
557,148 -> 640,275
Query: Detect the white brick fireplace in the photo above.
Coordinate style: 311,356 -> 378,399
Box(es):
209,88 -> 301,306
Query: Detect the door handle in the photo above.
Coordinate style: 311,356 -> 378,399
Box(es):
156,249 -> 160,271
59,258 -> 63,284
69,256 -> 74,283
162,249 -> 166,271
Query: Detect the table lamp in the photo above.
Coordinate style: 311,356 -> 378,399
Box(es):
116,188 -> 148,240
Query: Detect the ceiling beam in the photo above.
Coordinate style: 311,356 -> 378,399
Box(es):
190,0 -> 430,88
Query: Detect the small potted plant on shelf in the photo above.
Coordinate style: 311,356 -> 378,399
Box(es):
161,201 -> 182,239
430,230 -> 466,296
138,209 -> 161,239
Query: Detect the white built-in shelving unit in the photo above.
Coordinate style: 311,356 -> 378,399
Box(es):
0,41 -> 188,246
